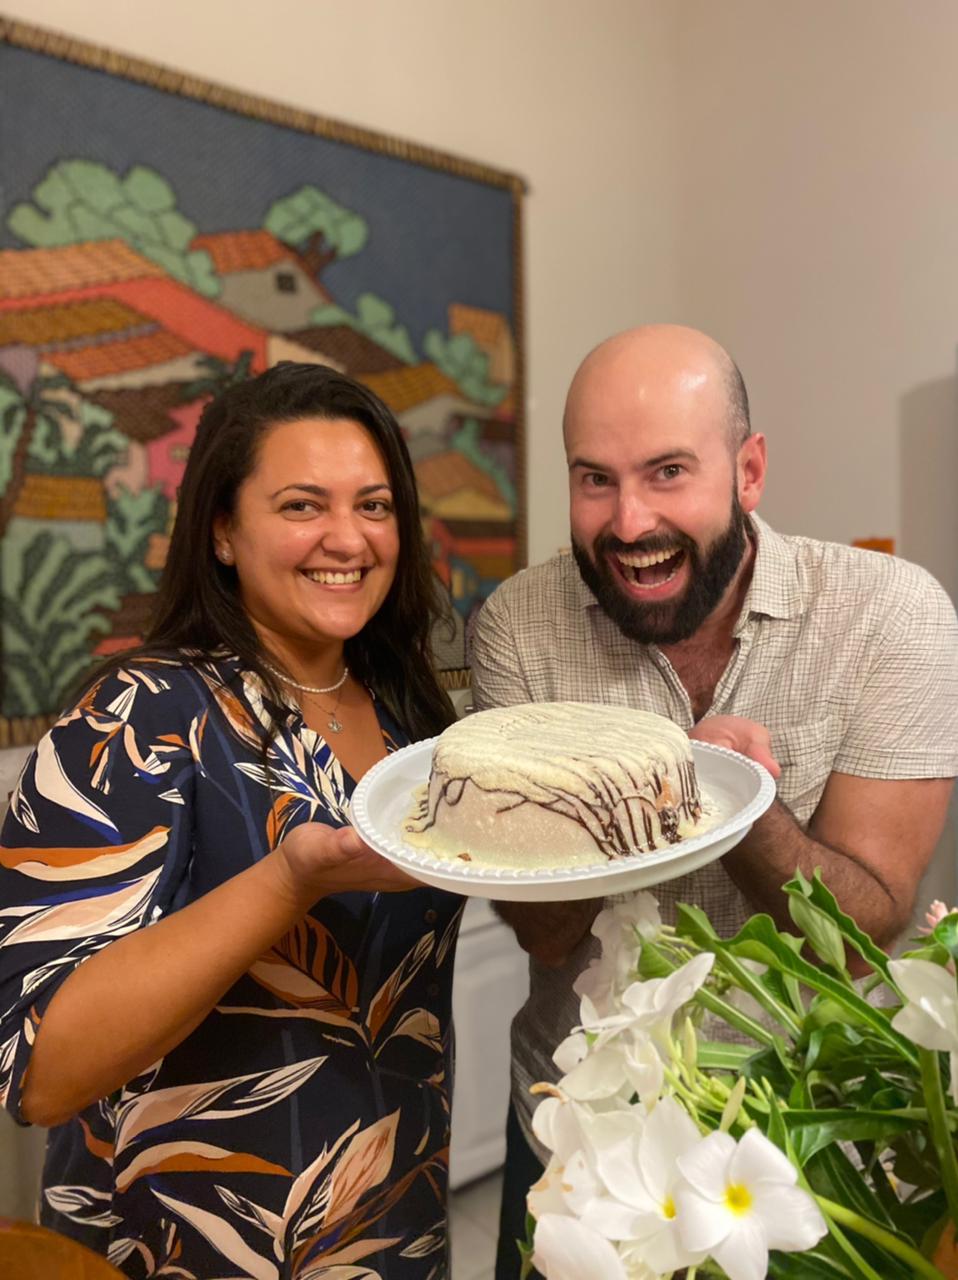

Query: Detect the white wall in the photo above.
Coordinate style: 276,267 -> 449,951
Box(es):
0,0 -> 681,565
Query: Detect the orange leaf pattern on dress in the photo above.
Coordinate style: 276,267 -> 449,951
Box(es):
0,654 -> 462,1279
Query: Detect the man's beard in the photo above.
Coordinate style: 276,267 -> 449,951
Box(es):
572,495 -> 749,645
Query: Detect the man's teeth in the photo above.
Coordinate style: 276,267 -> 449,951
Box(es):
617,548 -> 680,568
303,569 -> 363,584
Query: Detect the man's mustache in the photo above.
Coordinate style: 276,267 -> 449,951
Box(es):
595,531 -> 696,558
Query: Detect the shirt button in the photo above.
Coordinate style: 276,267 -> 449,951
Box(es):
424,909 -> 438,924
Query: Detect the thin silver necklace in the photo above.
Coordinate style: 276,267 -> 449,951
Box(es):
261,659 -> 349,695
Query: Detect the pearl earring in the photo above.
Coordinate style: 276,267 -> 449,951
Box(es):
217,546 -> 233,564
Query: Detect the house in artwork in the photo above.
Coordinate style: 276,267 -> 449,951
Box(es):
287,324 -> 406,377
448,303 -> 515,387
191,229 -> 332,333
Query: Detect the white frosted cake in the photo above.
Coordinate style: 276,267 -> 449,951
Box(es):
402,702 -> 703,870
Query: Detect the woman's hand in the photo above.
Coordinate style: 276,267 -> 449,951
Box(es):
271,822 -> 422,907
689,715 -> 781,778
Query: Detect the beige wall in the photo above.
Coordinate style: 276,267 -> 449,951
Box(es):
672,0 -> 958,605
0,0 -> 680,565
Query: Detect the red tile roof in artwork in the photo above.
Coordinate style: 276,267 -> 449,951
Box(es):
0,240 -> 164,300
414,450 -> 502,502
359,363 -> 459,414
0,297 -> 146,346
46,331 -> 193,381
191,230 -> 293,274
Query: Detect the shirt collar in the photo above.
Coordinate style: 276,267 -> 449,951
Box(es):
569,512 -> 805,624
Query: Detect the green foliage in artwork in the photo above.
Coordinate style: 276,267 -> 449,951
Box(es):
179,350 -> 256,402
105,485 -> 170,595
6,159 -> 220,298
422,330 -> 508,407
1,530 -> 120,718
451,417 -> 517,509
264,185 -> 369,259
311,292 -> 417,364
0,369 -> 77,492
28,398 -> 128,478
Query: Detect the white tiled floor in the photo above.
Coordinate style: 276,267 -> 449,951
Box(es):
449,1168 -> 502,1280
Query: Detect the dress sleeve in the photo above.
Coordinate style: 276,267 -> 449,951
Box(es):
470,585 -> 534,711
0,666 -> 195,1124
834,570 -> 958,779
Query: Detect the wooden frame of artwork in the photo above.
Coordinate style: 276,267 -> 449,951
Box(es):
0,17 -> 525,744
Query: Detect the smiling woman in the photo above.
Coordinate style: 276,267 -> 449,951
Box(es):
0,363 -> 461,1280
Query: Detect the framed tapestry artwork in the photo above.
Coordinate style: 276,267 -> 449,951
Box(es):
0,18 -> 525,746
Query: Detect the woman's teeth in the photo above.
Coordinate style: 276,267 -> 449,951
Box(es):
303,569 -> 363,584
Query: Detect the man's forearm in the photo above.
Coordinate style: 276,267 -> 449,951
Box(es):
722,798 -> 903,946
493,898 -> 602,967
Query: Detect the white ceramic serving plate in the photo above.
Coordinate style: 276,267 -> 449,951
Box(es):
350,739 -> 776,902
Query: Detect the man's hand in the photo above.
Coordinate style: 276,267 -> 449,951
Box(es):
689,715 -> 781,778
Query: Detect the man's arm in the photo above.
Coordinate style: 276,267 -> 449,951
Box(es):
723,774 -> 954,947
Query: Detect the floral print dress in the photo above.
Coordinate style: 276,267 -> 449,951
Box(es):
0,654 -> 463,1280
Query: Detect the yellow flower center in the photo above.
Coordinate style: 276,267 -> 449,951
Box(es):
724,1183 -> 753,1215
662,1195 -> 676,1220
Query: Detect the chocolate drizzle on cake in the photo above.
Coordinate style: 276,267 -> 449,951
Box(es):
403,703 -> 704,870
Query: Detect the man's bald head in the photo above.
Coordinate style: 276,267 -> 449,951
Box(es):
563,324 -> 750,456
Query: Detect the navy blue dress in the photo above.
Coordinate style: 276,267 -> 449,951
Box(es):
0,653 -> 462,1280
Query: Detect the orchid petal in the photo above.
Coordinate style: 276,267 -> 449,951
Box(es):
532,1212 -> 629,1280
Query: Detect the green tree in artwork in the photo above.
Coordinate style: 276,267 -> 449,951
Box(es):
7,159 -> 220,297
1,531 -> 120,718
310,292 -> 417,364
27,396 -> 129,479
179,350 -> 256,402
264,185 -> 369,281
451,417 -> 516,509
104,485 -> 170,595
422,330 -> 508,407
0,368 -> 80,537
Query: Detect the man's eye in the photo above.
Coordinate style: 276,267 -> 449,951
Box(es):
584,472 -> 611,488
659,464 -> 684,480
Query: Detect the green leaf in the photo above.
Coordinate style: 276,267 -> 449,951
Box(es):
786,1108 -> 919,1163
784,870 -> 895,983
122,164 -> 176,214
789,893 -> 849,972
931,912 -> 958,963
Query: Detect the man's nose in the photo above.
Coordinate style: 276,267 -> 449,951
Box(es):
610,489 -> 659,544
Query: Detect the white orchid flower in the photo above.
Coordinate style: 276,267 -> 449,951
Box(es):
621,952 -> 715,1042
674,1128 -> 827,1280
575,895 -> 663,1016
889,957 -> 958,1103
532,1213 -> 632,1280
589,1097 -> 708,1274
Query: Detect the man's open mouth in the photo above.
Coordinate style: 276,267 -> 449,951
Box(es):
614,548 -> 686,589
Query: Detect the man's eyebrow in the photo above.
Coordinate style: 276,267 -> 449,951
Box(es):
568,457 -> 613,473
269,482 -> 392,498
642,449 -> 699,468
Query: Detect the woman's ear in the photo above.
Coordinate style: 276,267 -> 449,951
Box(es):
211,514 -> 234,565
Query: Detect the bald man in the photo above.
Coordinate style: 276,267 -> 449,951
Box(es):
471,325 -> 958,1280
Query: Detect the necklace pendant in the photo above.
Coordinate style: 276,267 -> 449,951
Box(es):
328,716 -> 343,734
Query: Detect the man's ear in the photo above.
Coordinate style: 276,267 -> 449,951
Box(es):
737,434 -> 767,514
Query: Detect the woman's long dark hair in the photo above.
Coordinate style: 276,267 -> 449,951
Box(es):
100,362 -> 455,740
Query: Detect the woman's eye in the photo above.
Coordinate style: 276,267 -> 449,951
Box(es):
362,499 -> 393,516
281,499 -> 317,515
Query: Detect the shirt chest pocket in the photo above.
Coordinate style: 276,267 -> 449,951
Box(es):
770,717 -> 842,824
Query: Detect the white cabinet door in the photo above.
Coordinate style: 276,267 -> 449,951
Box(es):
450,899 -> 529,1189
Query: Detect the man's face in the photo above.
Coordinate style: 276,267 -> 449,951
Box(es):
566,369 -> 751,645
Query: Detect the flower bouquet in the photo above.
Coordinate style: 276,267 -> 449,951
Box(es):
520,872 -> 958,1280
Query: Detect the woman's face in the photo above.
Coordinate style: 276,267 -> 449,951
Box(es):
214,417 -> 400,655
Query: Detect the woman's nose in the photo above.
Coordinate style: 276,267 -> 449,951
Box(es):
319,510 -> 368,556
